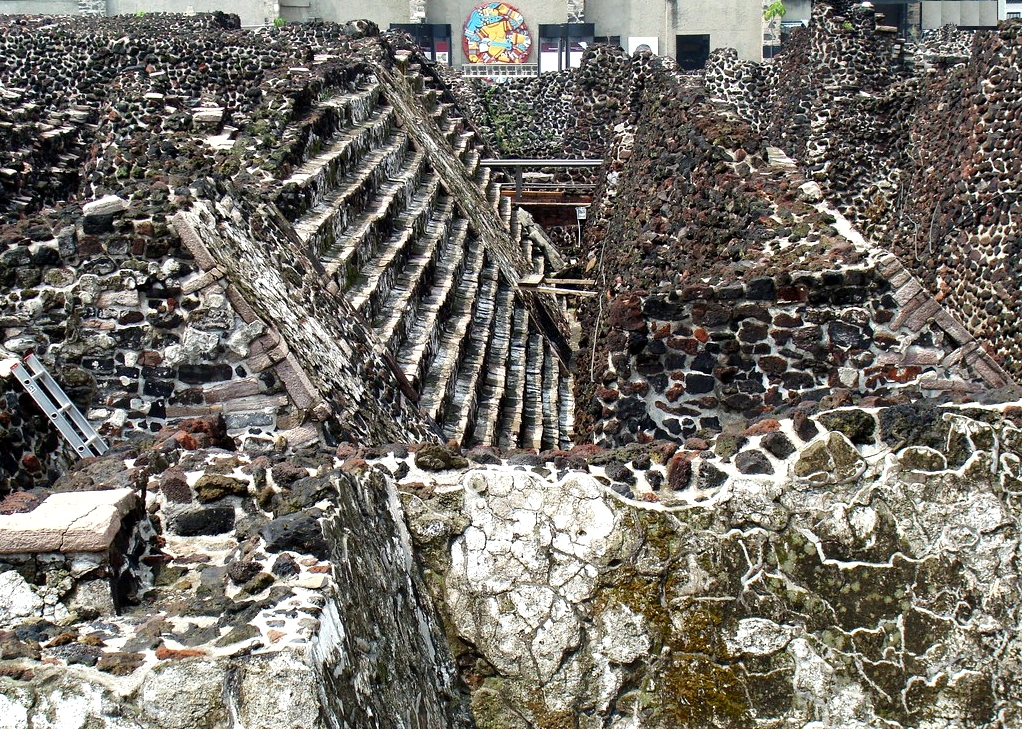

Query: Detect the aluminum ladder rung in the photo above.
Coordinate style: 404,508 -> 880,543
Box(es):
10,353 -> 109,458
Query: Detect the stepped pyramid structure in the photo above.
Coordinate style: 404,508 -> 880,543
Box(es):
0,14 -> 576,457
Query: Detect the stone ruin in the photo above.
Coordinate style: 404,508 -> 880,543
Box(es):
2,3 -> 1022,728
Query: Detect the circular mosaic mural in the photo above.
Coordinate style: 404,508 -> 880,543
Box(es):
463,2 -> 532,64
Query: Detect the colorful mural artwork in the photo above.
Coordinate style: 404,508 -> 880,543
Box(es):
463,2 -> 532,64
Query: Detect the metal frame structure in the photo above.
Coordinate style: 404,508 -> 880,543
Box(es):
479,158 -> 603,201
9,354 -> 108,458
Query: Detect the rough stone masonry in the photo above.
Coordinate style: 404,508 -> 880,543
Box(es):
2,5 -> 1022,729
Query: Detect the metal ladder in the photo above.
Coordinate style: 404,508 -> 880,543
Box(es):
9,353 -> 108,458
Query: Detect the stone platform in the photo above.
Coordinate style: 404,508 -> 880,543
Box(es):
0,488 -> 137,555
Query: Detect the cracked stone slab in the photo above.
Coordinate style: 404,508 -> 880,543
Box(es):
0,488 -> 137,554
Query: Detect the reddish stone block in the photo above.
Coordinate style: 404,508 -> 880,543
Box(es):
608,294 -> 647,332
743,419 -> 781,436
776,285 -> 808,303
155,646 -> 208,660
667,453 -> 693,490
21,454 -> 41,473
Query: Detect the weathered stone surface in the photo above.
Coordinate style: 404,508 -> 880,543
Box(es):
414,443 -> 469,472
818,409 -> 877,445
81,196 -> 127,218
402,404 -> 1022,728
166,505 -> 235,537
0,571 -> 44,629
0,489 -> 137,554
735,449 -> 773,475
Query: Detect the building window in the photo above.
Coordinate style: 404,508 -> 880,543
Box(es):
538,23 -> 595,73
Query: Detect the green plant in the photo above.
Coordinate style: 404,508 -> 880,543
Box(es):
763,1 -> 786,21
135,10 -> 145,16
273,16 -> 285,27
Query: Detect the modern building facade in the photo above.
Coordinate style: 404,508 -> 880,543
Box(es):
0,0 -> 765,68
1,0 -> 1014,68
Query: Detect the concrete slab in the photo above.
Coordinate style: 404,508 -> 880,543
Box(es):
0,488 -> 138,555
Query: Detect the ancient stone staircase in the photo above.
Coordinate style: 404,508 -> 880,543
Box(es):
271,69 -> 573,450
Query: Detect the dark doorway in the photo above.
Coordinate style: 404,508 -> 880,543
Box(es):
389,24 -> 454,64
872,4 -> 909,35
676,34 -> 710,71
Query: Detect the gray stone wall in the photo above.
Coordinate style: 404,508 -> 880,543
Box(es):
398,403 -> 1022,728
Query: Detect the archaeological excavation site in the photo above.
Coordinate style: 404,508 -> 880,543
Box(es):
3,1 -> 1022,727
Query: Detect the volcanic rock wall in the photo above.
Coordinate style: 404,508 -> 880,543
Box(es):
705,4 -> 1022,381
592,252 -> 1009,446
0,200 -> 329,453
894,22 -> 1022,376
0,438 -> 470,729
706,2 -> 916,235
448,45 -> 669,162
0,368 -> 67,495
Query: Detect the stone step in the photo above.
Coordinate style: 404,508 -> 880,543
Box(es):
518,333 -> 547,451
487,176 -> 504,216
557,370 -> 575,449
499,194 -> 513,231
434,102 -> 458,142
464,146 -> 481,178
279,102 -> 395,218
398,237 -> 485,394
441,263 -> 503,443
540,345 -> 560,451
452,128 -> 476,165
375,215 -> 471,359
475,162 -> 491,192
348,172 -> 444,321
497,306 -> 532,450
419,255 -> 499,424
322,146 -> 429,290
469,282 -> 518,447
296,131 -> 409,257
320,83 -> 385,127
